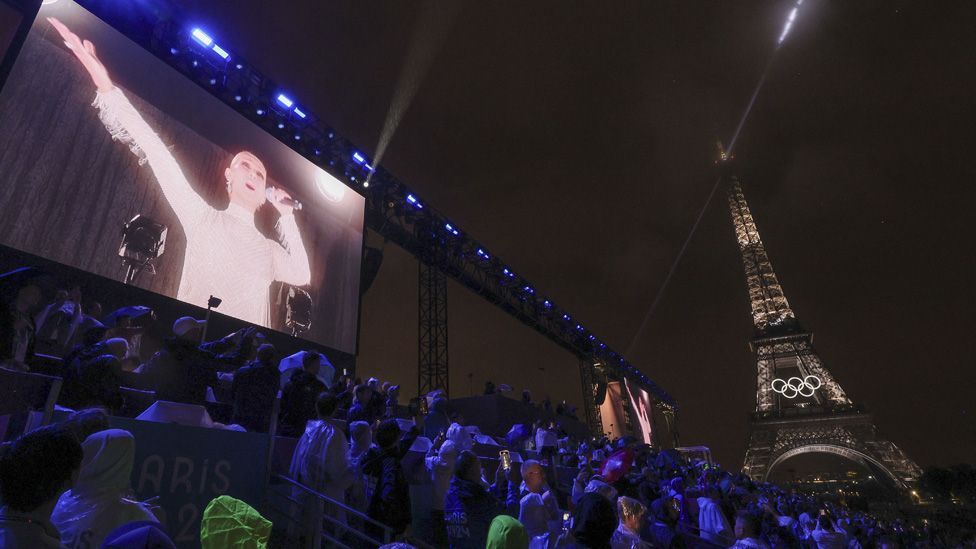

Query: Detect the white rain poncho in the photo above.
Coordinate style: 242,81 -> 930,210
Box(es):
51,429 -> 157,548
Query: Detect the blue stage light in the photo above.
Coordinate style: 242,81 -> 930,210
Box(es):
406,194 -> 423,209
576,324 -> 583,331
502,268 -> 515,278
588,334 -> 595,341
543,300 -> 552,308
352,151 -> 366,164
294,134 -> 301,140
212,44 -> 229,59
293,108 -> 307,119
235,63 -> 243,70
169,47 -> 178,55
256,108 -> 265,116
277,122 -> 285,129
523,286 -> 534,294
563,314 -> 570,321
276,94 -> 294,108
234,95 -> 242,102
364,163 -> 375,172
191,60 -> 198,67
191,28 -> 213,47
445,223 -> 460,236
208,78 -> 216,85
476,249 -> 490,260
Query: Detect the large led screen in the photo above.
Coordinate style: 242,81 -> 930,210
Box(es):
0,1 -> 364,353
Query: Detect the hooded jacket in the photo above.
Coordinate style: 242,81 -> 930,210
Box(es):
444,477 -> 509,549
200,495 -> 272,548
487,515 -> 530,549
51,429 -> 158,549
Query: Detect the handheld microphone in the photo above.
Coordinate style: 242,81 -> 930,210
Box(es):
266,187 -> 303,211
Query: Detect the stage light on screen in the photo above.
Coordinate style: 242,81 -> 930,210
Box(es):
314,166 -> 347,203
191,28 -> 213,47
211,44 -> 229,59
276,94 -> 294,108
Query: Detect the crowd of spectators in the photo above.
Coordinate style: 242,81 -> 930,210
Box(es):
2,278 -> 975,548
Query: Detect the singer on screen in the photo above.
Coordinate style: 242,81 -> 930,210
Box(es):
49,18 -> 311,327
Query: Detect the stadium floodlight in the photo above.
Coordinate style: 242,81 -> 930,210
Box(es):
191,28 -> 213,47
276,94 -> 294,108
212,44 -> 229,59
352,151 -> 366,164
294,107 -> 307,119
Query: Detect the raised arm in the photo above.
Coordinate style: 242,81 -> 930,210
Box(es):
48,18 -> 209,231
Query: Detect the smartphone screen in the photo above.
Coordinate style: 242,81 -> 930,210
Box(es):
499,450 -> 511,471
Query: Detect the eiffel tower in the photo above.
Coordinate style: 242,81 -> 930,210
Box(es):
724,167 -> 921,489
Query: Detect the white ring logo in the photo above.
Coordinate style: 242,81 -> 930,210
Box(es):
771,375 -> 821,398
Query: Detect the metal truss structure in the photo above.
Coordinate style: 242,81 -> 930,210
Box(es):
418,259 -> 449,397
726,172 -> 920,487
77,1 -> 676,415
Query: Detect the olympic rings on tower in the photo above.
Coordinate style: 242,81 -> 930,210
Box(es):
770,375 -> 821,398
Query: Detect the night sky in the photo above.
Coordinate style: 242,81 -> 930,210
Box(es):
168,1 -> 975,469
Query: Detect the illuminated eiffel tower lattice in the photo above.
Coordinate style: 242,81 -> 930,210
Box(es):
725,170 -> 921,488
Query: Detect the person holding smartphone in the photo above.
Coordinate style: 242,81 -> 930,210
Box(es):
426,431 -> 457,547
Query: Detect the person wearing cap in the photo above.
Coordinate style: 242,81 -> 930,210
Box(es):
140,316 -> 218,404
51,429 -> 158,548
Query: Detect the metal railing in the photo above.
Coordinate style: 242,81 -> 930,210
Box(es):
266,473 -> 435,549
267,473 -> 392,548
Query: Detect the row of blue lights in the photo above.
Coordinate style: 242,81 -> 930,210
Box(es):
177,24 -> 670,405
